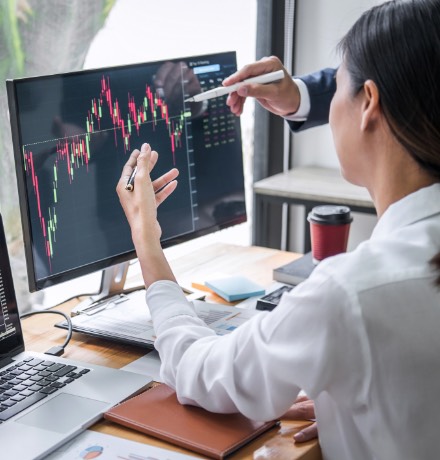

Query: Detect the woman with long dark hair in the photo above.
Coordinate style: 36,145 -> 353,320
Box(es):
117,1 -> 440,458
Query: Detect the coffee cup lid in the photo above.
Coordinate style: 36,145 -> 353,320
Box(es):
307,205 -> 353,225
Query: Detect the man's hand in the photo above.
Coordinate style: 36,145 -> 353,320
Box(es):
223,56 -> 301,117
283,395 -> 318,443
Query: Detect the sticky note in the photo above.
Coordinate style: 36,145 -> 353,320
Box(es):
204,276 -> 265,302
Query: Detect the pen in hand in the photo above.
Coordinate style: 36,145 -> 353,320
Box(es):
125,166 -> 137,191
184,69 -> 284,103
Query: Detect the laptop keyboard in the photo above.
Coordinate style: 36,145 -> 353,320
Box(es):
0,357 -> 90,423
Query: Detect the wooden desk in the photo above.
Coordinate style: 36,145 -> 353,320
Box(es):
253,166 -> 375,252
22,243 -> 322,460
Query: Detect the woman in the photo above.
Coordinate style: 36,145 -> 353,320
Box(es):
117,1 -> 440,458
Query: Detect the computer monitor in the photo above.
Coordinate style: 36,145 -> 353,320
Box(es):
6,51 -> 246,306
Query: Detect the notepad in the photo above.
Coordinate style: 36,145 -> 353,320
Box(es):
104,383 -> 278,459
205,276 -> 265,302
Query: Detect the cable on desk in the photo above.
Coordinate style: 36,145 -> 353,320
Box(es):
20,310 -> 73,357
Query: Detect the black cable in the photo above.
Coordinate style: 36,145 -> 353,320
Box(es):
20,310 -> 73,356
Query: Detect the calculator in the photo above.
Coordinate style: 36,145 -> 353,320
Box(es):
256,285 -> 294,311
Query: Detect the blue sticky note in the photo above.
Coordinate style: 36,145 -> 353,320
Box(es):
205,276 -> 265,302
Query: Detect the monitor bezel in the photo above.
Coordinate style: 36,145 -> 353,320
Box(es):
6,52 -> 246,292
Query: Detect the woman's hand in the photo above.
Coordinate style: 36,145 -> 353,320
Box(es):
116,143 -> 179,286
223,56 -> 301,117
283,395 -> 318,443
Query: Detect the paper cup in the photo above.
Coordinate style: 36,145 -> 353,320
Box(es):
307,205 -> 353,264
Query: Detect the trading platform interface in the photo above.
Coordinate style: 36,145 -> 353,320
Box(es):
7,52 -> 246,290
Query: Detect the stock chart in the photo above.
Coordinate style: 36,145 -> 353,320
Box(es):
16,62 -> 195,278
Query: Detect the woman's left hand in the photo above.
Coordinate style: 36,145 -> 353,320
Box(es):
283,395 -> 318,443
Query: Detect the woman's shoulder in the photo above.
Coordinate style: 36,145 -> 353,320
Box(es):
316,235 -> 435,295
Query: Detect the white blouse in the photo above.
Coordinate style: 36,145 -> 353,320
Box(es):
146,183 -> 440,460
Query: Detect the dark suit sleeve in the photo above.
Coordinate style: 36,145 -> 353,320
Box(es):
287,68 -> 337,132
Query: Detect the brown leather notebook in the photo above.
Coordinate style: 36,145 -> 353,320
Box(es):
104,383 -> 279,459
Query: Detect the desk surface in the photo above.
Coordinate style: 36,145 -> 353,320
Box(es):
22,243 -> 322,460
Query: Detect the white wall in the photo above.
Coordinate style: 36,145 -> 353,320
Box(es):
288,0 -> 384,252
293,0 -> 383,168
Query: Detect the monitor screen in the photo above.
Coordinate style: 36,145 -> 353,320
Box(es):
7,51 -> 246,292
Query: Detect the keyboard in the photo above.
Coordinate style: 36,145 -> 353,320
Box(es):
0,357 -> 90,423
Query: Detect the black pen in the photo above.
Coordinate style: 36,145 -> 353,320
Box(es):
125,166 -> 137,191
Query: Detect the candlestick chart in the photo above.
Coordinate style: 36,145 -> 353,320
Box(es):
18,65 -> 194,277
9,51 -> 246,289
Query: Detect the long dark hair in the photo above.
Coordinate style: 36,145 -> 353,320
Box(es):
339,0 -> 440,286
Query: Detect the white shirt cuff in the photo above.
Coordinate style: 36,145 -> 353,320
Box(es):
283,78 -> 310,121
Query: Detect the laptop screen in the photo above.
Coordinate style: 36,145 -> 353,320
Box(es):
0,214 -> 25,359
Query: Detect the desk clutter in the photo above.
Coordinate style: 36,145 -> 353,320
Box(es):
104,383 -> 279,459
17,243 -> 322,460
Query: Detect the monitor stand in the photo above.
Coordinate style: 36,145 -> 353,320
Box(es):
70,261 -> 144,316
70,261 -> 207,317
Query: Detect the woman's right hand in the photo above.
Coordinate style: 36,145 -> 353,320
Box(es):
223,56 -> 301,117
116,143 -> 178,287
116,143 -> 177,244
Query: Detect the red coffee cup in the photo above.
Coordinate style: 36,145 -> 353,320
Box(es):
307,205 -> 353,264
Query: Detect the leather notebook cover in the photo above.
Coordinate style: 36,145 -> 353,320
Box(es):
104,383 -> 278,459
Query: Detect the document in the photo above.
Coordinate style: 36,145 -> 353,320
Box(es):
46,429 -> 200,459
194,300 -> 260,335
57,290 -> 261,348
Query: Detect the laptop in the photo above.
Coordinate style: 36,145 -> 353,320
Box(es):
0,213 -> 152,460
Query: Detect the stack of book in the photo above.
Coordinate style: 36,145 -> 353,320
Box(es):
272,252 -> 316,285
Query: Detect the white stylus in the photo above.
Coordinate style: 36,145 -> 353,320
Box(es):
184,69 -> 284,103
